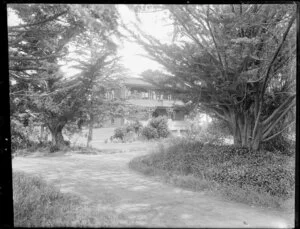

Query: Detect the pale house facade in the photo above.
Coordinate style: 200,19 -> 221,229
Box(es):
104,77 -> 189,134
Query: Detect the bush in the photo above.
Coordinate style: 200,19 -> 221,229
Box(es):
186,118 -> 231,145
130,137 -> 294,208
11,119 -> 33,152
25,141 -> 50,153
148,116 -> 170,138
140,116 -> 170,140
262,134 -> 295,156
113,127 -> 127,140
126,121 -> 143,134
49,145 -> 60,153
112,121 -> 143,142
141,126 -> 159,140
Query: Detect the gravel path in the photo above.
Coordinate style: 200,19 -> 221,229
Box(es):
12,142 -> 293,228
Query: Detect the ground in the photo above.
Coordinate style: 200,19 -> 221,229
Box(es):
12,128 -> 294,227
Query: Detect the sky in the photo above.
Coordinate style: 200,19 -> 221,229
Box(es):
7,5 -> 213,122
116,5 -> 173,77
7,5 -> 174,78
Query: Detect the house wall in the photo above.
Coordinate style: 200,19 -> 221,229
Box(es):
109,86 -> 176,102
173,110 -> 185,121
103,83 -> 187,129
153,108 -> 168,117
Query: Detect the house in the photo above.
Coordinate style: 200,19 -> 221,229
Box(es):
103,77 -> 189,134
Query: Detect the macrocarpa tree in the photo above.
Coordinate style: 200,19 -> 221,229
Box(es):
8,4 -> 121,149
69,30 -> 125,147
128,4 -> 296,151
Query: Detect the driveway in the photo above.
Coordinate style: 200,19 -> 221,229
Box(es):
12,142 -> 294,228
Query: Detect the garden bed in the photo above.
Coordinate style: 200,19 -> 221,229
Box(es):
129,137 -> 295,210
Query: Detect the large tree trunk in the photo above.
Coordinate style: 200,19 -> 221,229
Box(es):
226,109 -> 262,150
210,93 -> 295,151
48,122 -> 66,150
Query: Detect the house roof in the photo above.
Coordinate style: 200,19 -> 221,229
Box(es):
122,77 -> 156,89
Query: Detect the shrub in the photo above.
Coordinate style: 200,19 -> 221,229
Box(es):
11,119 -> 33,152
141,126 -> 159,140
186,118 -> 231,145
125,125 -> 135,133
112,121 -> 143,142
130,137 -> 294,208
262,134 -> 295,156
49,145 -> 60,153
148,116 -> 170,138
140,116 -> 170,140
25,141 -> 50,153
113,127 -> 127,140
126,121 -> 143,134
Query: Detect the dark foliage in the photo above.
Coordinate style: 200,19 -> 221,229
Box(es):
261,134 -> 295,156
141,126 -> 159,140
147,116 -> 170,138
126,121 -> 143,134
113,127 -> 127,140
113,121 -> 143,141
140,139 -> 294,199
49,145 -> 60,153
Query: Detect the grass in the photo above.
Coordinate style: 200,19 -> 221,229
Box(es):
13,142 -> 105,156
13,171 -> 128,227
129,137 -> 295,210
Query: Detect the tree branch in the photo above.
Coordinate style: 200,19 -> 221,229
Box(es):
262,120 -> 295,142
8,10 -> 68,30
262,100 -> 295,139
170,8 -> 222,71
251,12 -> 296,141
260,12 -> 296,101
207,106 -> 229,121
262,94 -> 296,126
9,66 -> 48,71
206,6 -> 226,77
10,53 -> 65,61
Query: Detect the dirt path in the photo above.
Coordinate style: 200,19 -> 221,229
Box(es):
13,143 -> 293,228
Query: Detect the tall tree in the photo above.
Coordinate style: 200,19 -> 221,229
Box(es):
8,4 -> 120,149
69,30 -> 124,147
127,4 -> 296,151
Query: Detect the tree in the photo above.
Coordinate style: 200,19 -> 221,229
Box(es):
127,4 -> 296,151
9,4 -> 121,149
69,30 -> 124,147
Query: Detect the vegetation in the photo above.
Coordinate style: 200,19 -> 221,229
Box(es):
13,171 -> 125,227
147,116 -> 170,138
140,116 -> 171,140
112,121 -> 143,142
70,31 -> 125,147
128,4 -> 296,151
186,116 -> 231,145
10,3 -> 296,218
129,137 -> 295,209
141,126 -> 159,140
9,4 -> 123,150
125,4 -> 296,209
112,117 -> 170,142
